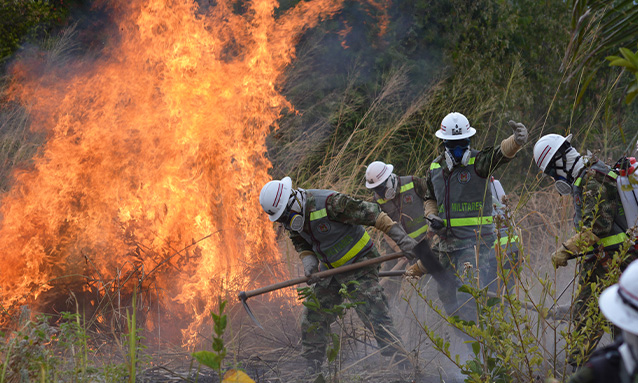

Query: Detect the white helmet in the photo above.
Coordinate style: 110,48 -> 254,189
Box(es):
533,134 -> 572,172
259,177 -> 292,222
365,161 -> 394,188
435,112 -> 476,140
599,259 -> 638,334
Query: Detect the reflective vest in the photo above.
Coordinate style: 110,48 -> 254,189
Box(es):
298,190 -> 373,270
573,161 -> 630,254
430,150 -> 494,239
376,176 -> 429,242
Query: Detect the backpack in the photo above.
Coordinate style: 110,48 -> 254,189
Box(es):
613,157 -> 638,229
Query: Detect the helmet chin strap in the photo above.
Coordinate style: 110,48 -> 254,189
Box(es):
551,148 -> 583,195
287,189 -> 306,232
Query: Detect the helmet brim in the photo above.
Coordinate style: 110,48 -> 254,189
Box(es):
268,176 -> 293,222
599,285 -> 638,334
435,127 -> 476,140
365,164 -> 394,188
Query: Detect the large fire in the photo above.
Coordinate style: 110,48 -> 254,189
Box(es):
2,0 -> 344,344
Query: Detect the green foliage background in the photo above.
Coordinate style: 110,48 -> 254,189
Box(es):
269,0 -> 638,198
0,0 -> 72,65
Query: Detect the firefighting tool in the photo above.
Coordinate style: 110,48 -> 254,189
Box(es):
239,240 -> 455,329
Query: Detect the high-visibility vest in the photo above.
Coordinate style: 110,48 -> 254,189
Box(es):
376,176 -> 429,242
430,150 -> 495,239
298,190 -> 373,270
573,161 -> 630,254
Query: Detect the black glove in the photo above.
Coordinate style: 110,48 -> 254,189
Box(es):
427,214 -> 444,232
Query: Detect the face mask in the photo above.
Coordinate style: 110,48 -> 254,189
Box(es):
444,139 -> 470,162
278,190 -> 305,232
554,178 -> 572,195
288,212 -> 304,232
374,174 -> 397,200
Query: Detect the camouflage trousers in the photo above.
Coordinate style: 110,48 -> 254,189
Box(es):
434,238 -> 493,322
300,251 -> 402,363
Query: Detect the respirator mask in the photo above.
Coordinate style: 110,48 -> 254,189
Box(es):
277,189 -> 306,232
545,144 -> 580,196
443,139 -> 471,169
373,174 -> 398,200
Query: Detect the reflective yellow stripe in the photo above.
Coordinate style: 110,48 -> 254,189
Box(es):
408,224 -> 428,239
377,182 -> 413,204
326,231 -> 371,268
585,232 -> 628,252
468,157 -> 475,165
446,216 -> 493,227
492,235 -> 519,248
400,182 -> 414,193
310,209 -> 327,221
430,163 -> 441,170
575,171 -> 617,187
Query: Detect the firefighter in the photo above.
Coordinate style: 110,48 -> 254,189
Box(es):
259,177 -> 417,374
567,259 -> 638,383
533,133 -> 637,366
364,162 -> 431,291
403,112 -> 528,321
364,161 -> 430,244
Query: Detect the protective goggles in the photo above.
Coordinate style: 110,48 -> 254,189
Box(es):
443,138 -> 470,150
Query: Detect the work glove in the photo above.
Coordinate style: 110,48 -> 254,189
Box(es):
386,224 -> 418,260
404,260 -> 427,282
427,214 -> 445,232
508,120 -> 528,146
301,252 -> 320,285
551,245 -> 571,269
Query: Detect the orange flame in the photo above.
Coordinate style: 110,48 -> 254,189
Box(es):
2,0 -> 344,345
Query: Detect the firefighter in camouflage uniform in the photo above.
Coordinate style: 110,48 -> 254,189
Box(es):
363,162 -> 430,290
533,133 -> 638,366
402,112 -> 528,321
364,161 -> 430,244
259,177 -> 417,373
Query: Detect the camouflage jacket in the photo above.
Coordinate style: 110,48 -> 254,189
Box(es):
289,191 -> 381,253
572,159 -> 625,243
425,145 -> 513,251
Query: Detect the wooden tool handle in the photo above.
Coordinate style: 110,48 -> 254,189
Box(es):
239,252 -> 405,300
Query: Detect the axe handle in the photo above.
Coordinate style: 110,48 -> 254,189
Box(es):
240,252 -> 405,300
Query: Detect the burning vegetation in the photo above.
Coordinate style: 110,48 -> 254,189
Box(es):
1,0 -> 345,346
